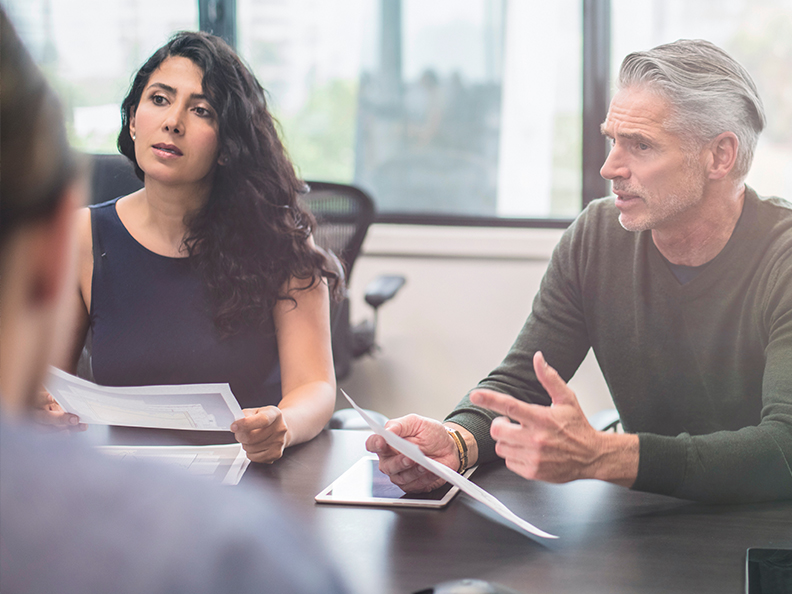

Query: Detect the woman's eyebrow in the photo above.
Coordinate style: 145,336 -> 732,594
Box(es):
146,82 -> 208,101
146,82 -> 176,94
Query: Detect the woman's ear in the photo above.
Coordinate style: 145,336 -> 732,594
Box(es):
129,111 -> 136,141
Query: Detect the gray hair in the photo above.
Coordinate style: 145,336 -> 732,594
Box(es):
618,39 -> 766,181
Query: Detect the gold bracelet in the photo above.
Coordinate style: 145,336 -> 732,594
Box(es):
446,427 -> 468,473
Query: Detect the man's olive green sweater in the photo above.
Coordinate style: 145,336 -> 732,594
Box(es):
446,187 -> 792,503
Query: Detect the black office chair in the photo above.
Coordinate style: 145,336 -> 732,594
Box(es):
301,181 -> 405,381
300,182 -> 405,430
589,408 -> 621,432
90,153 -> 144,203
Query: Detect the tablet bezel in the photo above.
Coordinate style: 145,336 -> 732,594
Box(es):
746,547 -> 792,594
315,455 -> 476,509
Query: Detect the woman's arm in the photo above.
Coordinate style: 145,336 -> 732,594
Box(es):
231,271 -> 336,463
275,273 -> 337,444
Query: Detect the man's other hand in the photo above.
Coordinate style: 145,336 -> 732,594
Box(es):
365,414 -> 459,493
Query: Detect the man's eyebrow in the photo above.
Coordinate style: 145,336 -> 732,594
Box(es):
599,124 -> 653,144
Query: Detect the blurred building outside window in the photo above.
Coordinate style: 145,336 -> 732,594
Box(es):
5,0 -> 198,154
7,0 -> 791,219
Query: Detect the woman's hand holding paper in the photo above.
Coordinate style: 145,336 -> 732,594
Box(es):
232,406 -> 289,463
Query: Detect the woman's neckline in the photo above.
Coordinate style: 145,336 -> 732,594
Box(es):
111,196 -> 192,261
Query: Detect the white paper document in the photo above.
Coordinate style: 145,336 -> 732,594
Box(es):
342,390 -> 558,540
45,367 -> 244,431
97,443 -> 251,485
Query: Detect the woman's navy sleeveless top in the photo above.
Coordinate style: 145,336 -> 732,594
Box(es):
89,198 -> 280,409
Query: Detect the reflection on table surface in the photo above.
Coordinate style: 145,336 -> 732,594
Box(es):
85,425 -> 792,594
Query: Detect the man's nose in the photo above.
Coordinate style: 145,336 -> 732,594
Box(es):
600,145 -> 628,181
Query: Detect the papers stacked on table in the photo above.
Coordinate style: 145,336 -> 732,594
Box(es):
97,443 -> 250,485
45,368 -> 249,485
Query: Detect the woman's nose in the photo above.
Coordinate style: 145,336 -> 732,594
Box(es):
162,108 -> 184,135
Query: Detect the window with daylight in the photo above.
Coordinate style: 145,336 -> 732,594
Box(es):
7,0 -> 792,222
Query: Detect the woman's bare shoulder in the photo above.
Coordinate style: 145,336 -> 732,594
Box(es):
76,206 -> 92,253
75,207 -> 94,305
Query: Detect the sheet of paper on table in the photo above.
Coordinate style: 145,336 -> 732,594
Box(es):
97,443 -> 251,485
342,390 -> 558,540
45,367 -> 244,431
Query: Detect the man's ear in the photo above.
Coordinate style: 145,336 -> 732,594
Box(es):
27,185 -> 81,307
707,132 -> 739,180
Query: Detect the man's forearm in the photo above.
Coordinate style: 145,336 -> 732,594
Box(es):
591,432 -> 639,487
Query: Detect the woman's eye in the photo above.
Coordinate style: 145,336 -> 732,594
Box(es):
151,94 -> 167,105
194,107 -> 211,117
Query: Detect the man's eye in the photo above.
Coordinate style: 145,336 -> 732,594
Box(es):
638,142 -> 649,151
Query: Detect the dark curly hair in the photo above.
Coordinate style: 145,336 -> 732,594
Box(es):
118,31 -> 342,335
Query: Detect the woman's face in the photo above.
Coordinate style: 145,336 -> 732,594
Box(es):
129,56 -> 221,190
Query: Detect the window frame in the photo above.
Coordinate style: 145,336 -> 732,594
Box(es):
206,0 -> 611,228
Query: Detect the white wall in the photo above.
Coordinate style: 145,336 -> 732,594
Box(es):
337,224 -> 615,422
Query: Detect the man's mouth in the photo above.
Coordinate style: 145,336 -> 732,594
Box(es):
613,188 -> 641,202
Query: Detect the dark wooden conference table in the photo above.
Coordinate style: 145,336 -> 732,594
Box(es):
103,426 -> 791,594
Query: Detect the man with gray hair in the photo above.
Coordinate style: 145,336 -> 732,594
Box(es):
369,39 -> 792,503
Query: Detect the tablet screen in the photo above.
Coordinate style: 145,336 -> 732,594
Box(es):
316,455 -> 476,508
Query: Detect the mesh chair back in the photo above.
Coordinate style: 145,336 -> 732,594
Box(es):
301,181 -> 375,282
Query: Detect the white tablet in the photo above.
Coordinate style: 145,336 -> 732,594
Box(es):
315,455 -> 476,509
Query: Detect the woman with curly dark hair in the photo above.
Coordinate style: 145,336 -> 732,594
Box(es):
50,31 -> 342,463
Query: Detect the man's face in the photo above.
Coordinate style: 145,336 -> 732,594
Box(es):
600,87 -> 707,233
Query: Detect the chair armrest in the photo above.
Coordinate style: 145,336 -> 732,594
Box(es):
328,407 -> 389,430
588,408 -> 621,432
364,275 -> 406,309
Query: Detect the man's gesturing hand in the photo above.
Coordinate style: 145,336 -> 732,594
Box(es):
365,414 -> 459,493
470,351 -> 638,487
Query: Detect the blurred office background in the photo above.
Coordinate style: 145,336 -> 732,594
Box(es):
7,0 -> 792,420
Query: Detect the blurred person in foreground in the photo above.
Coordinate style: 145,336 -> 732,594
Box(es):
368,39 -> 792,503
0,10 -> 349,594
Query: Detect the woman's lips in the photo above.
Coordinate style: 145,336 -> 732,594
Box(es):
152,143 -> 183,158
